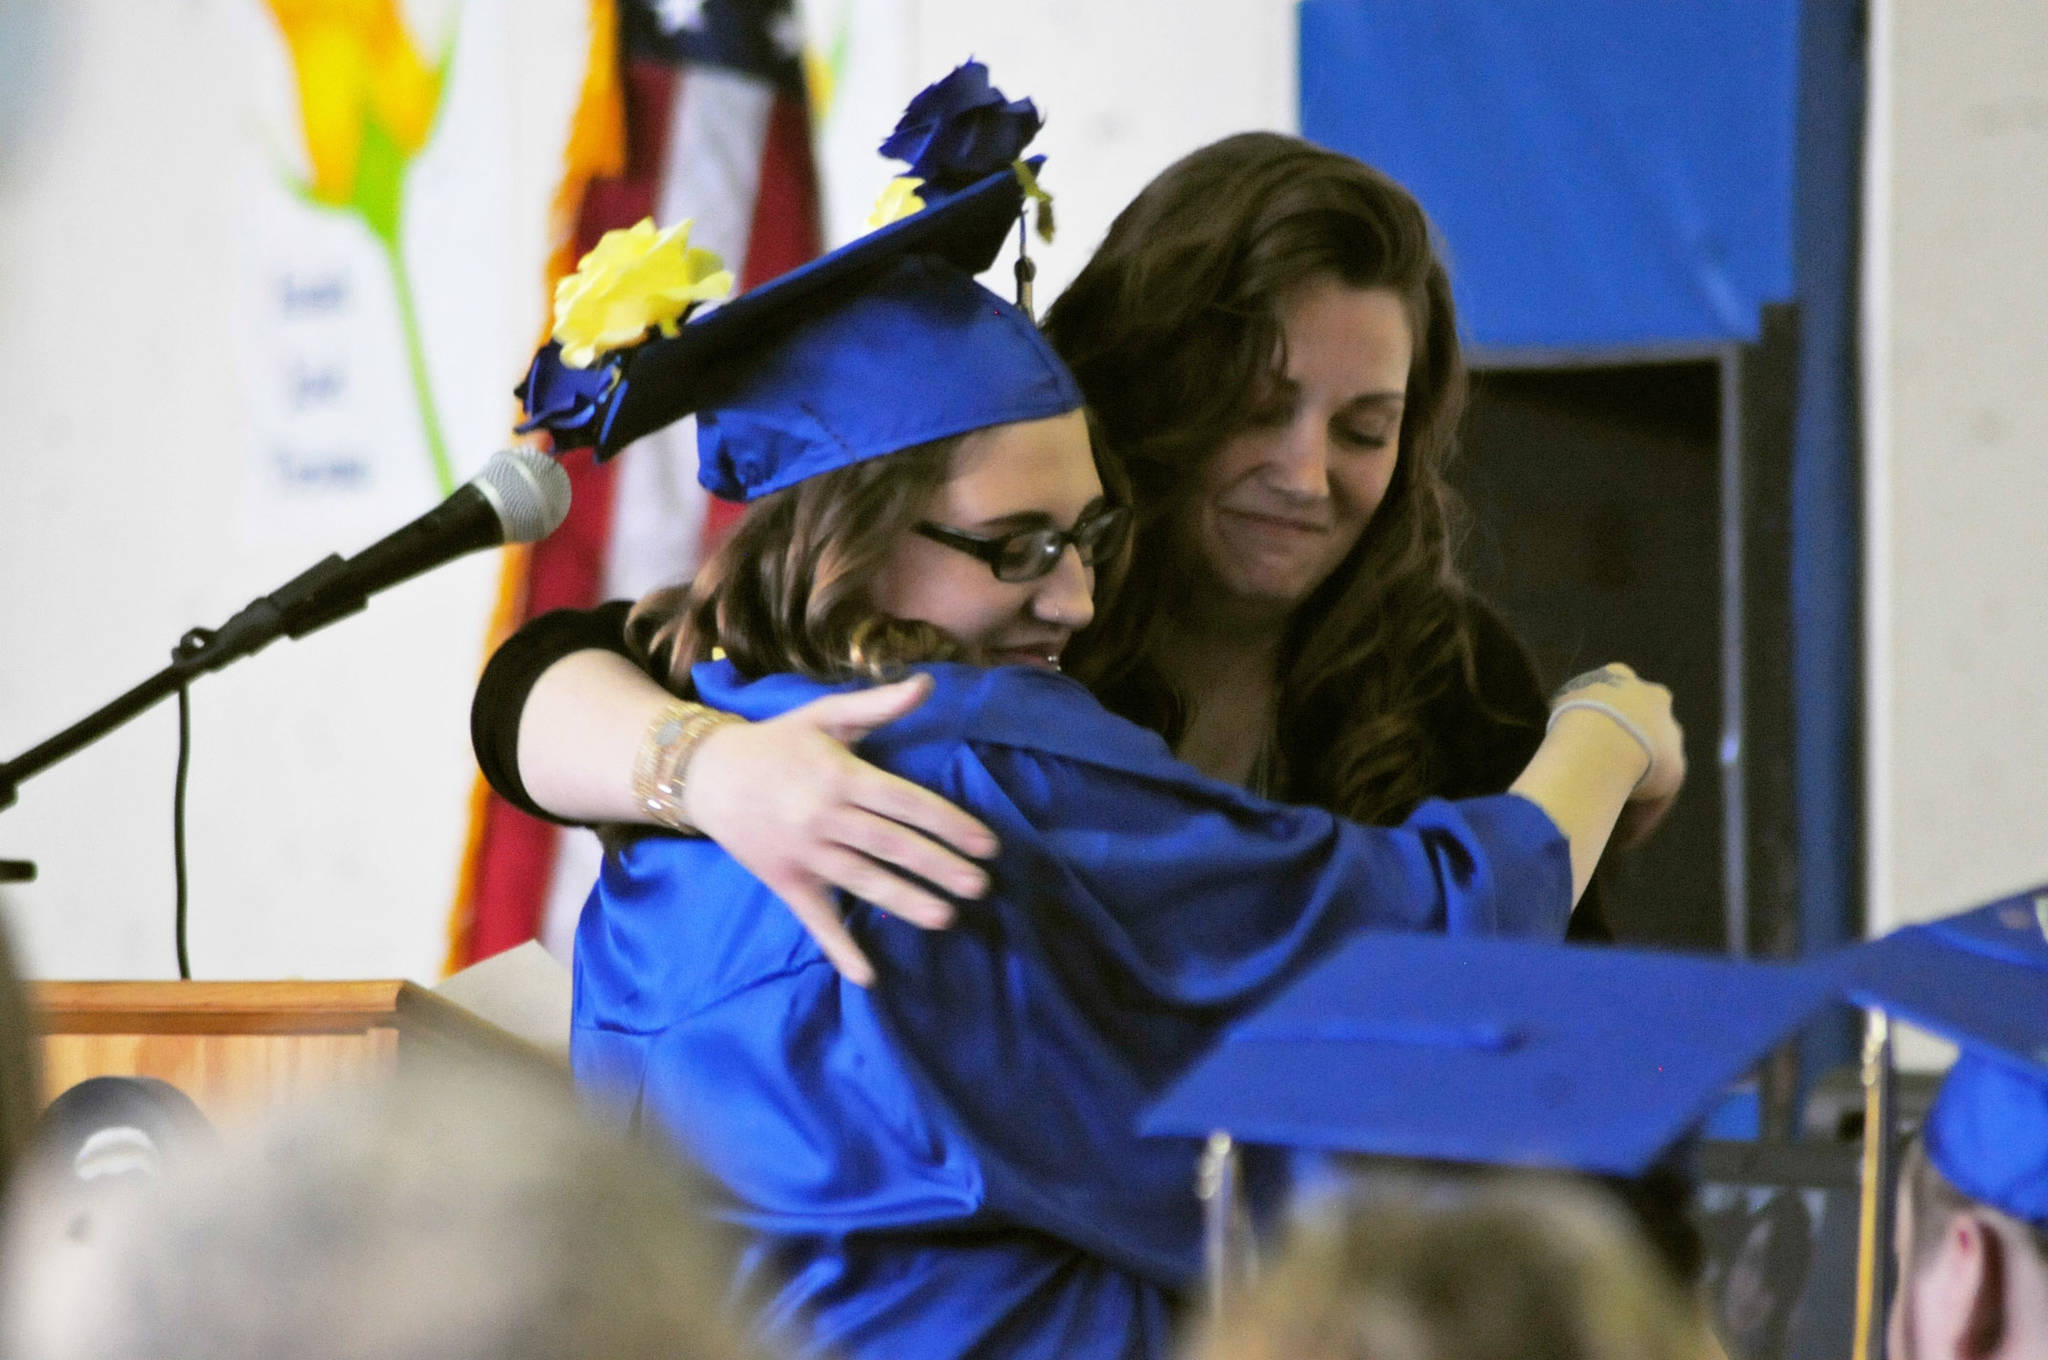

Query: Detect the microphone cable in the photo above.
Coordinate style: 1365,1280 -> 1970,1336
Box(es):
3,449 -> 574,980
172,628 -> 212,981
173,683 -> 193,981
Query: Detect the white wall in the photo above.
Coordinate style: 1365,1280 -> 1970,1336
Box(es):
907,0 -> 1299,303
1865,0 -> 2048,941
0,0 -> 1301,983
0,0 -> 585,981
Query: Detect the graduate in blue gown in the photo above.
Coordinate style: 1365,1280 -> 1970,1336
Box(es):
579,659 -> 1574,1359
520,69 -> 1685,1360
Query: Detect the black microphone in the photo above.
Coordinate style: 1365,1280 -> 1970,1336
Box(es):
0,448 -> 572,814
186,446 -> 573,671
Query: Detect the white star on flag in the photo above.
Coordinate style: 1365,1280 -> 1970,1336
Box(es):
649,0 -> 709,36
769,10 -> 804,58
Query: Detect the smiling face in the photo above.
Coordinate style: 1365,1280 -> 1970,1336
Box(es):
1177,277 -> 1413,627
869,408 -> 1102,669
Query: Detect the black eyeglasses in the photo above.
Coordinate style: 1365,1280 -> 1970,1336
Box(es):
914,504 -> 1131,583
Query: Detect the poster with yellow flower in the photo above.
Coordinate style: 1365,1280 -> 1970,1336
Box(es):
229,0 -> 581,544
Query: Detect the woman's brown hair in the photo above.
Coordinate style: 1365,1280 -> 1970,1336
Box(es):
1048,132 -> 1481,823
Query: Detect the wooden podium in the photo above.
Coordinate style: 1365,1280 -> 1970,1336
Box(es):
35,980 -> 557,1122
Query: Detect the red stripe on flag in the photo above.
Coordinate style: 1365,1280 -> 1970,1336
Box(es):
461,797 -> 564,961
742,90 -> 825,286
576,57 -> 679,238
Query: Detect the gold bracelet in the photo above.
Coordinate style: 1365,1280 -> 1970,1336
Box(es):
631,700 -> 745,835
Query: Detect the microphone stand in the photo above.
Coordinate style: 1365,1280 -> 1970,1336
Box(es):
0,550 -> 390,963
0,444 -> 568,954
0,550 -> 377,814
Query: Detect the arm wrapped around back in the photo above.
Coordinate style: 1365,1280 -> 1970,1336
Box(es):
572,661 -> 1572,1291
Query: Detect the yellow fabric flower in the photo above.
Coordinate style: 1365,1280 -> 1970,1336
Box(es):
865,176 -> 927,231
552,218 -> 735,369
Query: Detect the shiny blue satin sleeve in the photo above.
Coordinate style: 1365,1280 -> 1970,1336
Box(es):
942,757 -> 1566,1008
867,664 -> 1572,1000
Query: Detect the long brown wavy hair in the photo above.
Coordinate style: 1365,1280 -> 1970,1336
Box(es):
1048,132 -> 1483,824
628,437 -> 969,691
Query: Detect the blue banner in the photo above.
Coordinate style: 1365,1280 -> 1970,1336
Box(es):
1300,1 -> 1800,352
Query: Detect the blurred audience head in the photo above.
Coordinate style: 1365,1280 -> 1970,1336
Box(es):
1,1059 -> 764,1360
1889,1103 -> 2048,1360
1188,1175 -> 1721,1360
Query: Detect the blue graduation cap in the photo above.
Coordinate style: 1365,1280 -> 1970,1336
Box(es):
685,253 -> 1079,501
1827,884 -> 2048,1230
517,60 -> 1077,488
1142,933 -> 1838,1177
1828,885 -> 2048,1072
1926,1054 -> 2048,1230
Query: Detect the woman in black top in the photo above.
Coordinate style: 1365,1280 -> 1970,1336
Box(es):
472,134 -> 1667,972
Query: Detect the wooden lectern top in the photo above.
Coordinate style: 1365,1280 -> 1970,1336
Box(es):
39,979 -> 517,1038
35,979 -> 560,1124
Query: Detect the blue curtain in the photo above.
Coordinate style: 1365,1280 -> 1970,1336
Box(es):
1299,0 -> 1800,353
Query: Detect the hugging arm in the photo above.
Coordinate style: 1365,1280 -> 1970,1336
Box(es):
819,664 -> 1677,1271
474,611 -> 1681,979
471,606 -> 997,986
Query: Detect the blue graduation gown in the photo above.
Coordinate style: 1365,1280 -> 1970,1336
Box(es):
572,661 -> 1572,1360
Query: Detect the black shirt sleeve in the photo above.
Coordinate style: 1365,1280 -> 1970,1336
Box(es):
469,600 -> 637,825
1432,595 -> 1618,943
1435,597 -> 1550,798
467,593 -> 1618,935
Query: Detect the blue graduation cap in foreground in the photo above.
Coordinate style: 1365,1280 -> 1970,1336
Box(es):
1828,885 -> 2048,1230
1828,885 -> 2048,1071
1142,933 -> 1838,1177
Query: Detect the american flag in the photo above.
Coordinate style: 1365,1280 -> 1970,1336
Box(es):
447,0 -> 823,969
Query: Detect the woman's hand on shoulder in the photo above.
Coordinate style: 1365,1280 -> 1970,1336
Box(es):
681,673 -> 998,987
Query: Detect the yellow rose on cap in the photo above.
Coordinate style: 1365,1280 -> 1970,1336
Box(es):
552,219 -> 735,370
865,176 -> 928,230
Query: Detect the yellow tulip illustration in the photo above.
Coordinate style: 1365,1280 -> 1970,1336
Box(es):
263,0 -> 457,493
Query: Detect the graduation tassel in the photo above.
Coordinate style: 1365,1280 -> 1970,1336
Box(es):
1014,212 -> 1037,321
1852,1008 -> 1895,1360
1008,158 -> 1055,321
1198,1130 -> 1255,1323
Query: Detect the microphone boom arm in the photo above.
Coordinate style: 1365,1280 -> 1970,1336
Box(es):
0,447 -> 571,813
0,549 -> 370,811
